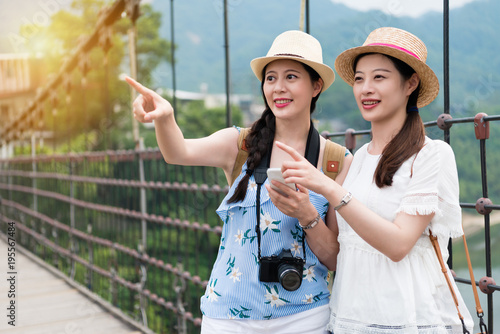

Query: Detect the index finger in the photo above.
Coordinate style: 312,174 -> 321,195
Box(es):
124,76 -> 151,95
275,141 -> 304,162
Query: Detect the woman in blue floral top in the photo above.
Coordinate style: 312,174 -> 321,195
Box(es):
126,30 -> 352,334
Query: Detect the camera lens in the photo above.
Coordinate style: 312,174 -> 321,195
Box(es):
278,264 -> 302,291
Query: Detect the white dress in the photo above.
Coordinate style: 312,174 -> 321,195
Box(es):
327,138 -> 474,333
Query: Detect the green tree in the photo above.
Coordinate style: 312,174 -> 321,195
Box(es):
22,0 -> 171,152
141,99 -> 244,148
131,5 -> 171,87
177,100 -> 243,139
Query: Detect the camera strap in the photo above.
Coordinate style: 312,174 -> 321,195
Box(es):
254,121 -> 320,261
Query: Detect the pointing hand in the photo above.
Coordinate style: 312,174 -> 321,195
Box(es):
125,76 -> 174,123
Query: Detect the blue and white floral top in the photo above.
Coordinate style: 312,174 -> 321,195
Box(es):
200,162 -> 331,320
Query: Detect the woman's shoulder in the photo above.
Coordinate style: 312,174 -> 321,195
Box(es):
320,136 -> 352,156
411,137 -> 458,174
419,137 -> 456,159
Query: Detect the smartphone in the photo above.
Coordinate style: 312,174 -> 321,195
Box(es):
266,168 -> 296,193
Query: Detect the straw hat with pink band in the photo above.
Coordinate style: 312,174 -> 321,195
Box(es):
334,27 -> 439,108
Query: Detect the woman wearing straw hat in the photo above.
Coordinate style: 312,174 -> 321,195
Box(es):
274,27 -> 474,333
126,30 -> 352,333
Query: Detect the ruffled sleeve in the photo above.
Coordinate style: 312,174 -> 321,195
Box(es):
396,138 -> 463,239
216,162 -> 270,223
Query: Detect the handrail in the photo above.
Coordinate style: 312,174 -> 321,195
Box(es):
0,0 -> 497,332
1,113 -> 498,333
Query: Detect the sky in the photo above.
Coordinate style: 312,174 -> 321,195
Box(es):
330,0 -> 479,17
0,0 -> 482,54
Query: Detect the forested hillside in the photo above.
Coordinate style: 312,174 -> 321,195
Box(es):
151,0 -> 500,116
150,0 -> 500,204
1,0 -> 498,204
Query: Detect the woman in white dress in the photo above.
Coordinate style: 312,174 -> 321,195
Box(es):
267,27 -> 474,333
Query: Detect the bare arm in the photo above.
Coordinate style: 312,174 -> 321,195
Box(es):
303,207 -> 339,270
125,76 -> 239,176
266,180 -> 339,270
276,140 -> 433,262
265,143 -> 352,270
334,152 -> 353,185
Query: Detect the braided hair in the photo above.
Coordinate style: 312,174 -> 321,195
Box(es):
228,62 -> 322,203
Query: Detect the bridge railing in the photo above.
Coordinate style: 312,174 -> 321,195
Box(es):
1,0 -> 496,332
1,113 -> 499,333
0,148 -> 228,333
325,114 -> 500,332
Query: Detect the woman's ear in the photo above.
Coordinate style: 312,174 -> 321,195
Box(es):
313,78 -> 324,97
406,73 -> 420,96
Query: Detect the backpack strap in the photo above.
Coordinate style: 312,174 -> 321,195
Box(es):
229,129 -> 346,186
322,139 -> 346,181
229,127 -> 250,187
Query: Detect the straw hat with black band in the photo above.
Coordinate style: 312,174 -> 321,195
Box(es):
334,27 -> 439,108
251,30 -> 335,93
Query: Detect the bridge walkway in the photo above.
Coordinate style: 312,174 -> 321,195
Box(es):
0,237 -> 152,334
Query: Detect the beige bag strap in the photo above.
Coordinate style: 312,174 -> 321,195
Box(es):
461,233 -> 488,333
229,131 -> 346,186
228,128 -> 250,187
429,230 -> 487,333
322,139 -> 346,181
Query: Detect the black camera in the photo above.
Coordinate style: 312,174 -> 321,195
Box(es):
259,249 -> 305,291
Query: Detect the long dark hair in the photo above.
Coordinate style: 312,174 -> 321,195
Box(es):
354,53 -> 425,188
228,62 -> 322,203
